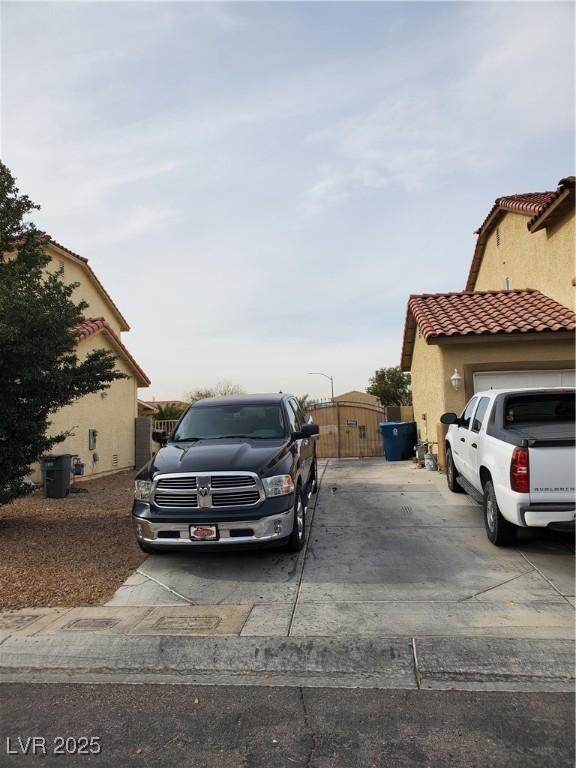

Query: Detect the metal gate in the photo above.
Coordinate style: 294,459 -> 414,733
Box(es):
307,400 -> 385,458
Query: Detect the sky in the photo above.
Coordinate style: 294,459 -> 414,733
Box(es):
1,1 -> 574,401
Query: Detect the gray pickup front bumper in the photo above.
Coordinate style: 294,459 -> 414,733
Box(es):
133,506 -> 294,547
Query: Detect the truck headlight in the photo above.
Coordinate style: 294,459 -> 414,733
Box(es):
134,480 -> 153,501
262,475 -> 294,498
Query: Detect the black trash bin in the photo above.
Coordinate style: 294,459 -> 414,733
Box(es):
41,454 -> 72,498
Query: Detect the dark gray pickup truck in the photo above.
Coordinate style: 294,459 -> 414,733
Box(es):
132,393 -> 319,552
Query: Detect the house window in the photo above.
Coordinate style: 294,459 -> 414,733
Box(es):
359,425 -> 366,439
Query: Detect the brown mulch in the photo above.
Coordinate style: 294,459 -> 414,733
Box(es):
0,470 -> 145,609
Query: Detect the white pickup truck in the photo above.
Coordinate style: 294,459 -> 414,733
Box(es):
441,388 -> 575,545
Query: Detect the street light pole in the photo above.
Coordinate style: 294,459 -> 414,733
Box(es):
308,372 -> 334,402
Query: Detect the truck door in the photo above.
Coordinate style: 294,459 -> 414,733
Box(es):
467,396 -> 491,488
453,396 -> 478,482
288,398 -> 313,487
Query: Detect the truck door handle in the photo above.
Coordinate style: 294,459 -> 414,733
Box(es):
460,437 -> 465,443
471,442 -> 477,449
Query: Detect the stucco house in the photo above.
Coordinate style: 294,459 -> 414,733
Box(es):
34,238 -> 150,480
400,176 -> 575,459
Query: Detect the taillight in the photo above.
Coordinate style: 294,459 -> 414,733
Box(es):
510,447 -> 530,493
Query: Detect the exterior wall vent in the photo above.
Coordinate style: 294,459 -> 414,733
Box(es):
112,454 -> 119,467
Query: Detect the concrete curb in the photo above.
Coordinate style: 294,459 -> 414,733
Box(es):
0,634 -> 573,692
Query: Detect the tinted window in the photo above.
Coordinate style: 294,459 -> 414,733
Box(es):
460,397 -> 478,430
504,393 -> 575,424
173,404 -> 286,440
472,397 -> 490,433
290,400 -> 306,430
285,401 -> 299,433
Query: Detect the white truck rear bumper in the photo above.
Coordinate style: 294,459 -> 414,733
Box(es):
496,485 -> 575,528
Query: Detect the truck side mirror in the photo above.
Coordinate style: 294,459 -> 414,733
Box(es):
152,430 -> 168,444
440,412 -> 460,425
294,423 -> 320,440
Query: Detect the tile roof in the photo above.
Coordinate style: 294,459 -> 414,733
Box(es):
400,289 -> 575,371
527,176 -> 575,232
74,317 -> 150,387
46,238 -> 130,332
466,176 -> 575,290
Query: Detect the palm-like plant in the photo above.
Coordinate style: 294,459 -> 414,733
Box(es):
154,403 -> 187,420
296,394 -> 311,413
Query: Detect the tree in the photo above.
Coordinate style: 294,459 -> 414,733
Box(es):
0,162 -> 125,506
154,403 -> 187,420
367,367 -> 412,406
188,380 -> 245,403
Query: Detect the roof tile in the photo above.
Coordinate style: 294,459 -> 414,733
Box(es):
74,317 -> 150,386
408,289 -> 575,342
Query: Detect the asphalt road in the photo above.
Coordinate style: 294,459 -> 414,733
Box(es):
0,683 -> 573,768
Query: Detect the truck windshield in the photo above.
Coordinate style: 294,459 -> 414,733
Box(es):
504,393 -> 575,425
173,404 -> 287,441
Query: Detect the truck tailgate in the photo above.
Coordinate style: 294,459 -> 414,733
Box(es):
529,446 -> 576,504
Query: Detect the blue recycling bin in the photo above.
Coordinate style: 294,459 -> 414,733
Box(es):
379,421 -> 417,461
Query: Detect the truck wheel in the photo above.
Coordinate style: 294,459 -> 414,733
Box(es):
483,479 -> 516,546
446,447 -> 464,493
285,488 -> 306,552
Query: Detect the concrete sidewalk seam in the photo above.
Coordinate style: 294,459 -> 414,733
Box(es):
134,570 -> 196,605
287,459 -> 329,637
516,550 -> 572,603
411,638 -> 422,689
461,571 -> 538,601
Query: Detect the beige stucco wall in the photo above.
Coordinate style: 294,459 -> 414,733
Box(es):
473,210 -> 575,309
32,333 -> 138,482
409,330 -> 446,443
44,244 -> 124,336
411,336 -> 575,449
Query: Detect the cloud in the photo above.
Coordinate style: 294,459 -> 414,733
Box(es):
2,2 -> 573,399
300,3 -> 574,215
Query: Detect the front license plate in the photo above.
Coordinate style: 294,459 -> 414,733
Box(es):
190,525 -> 218,541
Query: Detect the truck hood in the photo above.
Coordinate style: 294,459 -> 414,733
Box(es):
149,438 -> 292,477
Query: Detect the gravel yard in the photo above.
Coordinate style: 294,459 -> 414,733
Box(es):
0,471 -> 145,609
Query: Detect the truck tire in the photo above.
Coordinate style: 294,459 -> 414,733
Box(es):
446,447 -> 464,493
483,479 -> 517,546
285,488 -> 306,552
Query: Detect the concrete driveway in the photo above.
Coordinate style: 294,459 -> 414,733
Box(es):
2,458 -> 573,691
103,458 -> 574,640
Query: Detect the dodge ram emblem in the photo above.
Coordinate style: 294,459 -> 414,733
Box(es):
198,487 -> 209,497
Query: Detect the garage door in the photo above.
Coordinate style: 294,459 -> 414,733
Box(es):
473,369 -> 575,392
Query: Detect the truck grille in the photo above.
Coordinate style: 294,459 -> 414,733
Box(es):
154,492 -> 198,508
152,473 -> 262,509
211,490 -> 261,507
210,475 -> 256,488
156,477 -> 197,490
